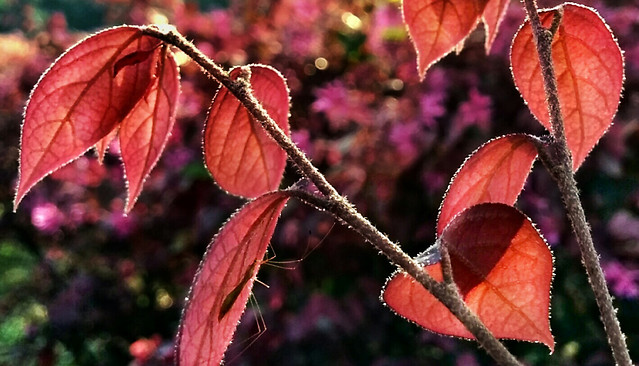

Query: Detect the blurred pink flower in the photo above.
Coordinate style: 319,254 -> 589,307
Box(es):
389,120 -> 422,164
603,261 -> 639,299
456,352 -> 480,366
31,202 -> 64,234
312,81 -> 371,131
450,88 -> 492,140
608,210 -> 639,241
419,91 -> 446,128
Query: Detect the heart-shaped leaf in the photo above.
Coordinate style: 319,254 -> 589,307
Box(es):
15,26 -> 160,209
203,65 -> 290,198
402,0 -> 489,79
383,203 -> 554,351
177,192 -> 290,366
482,0 -> 510,53
438,134 -> 538,236
511,3 -> 624,170
119,46 -> 181,213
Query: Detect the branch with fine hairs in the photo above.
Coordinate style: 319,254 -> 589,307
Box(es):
287,189 -> 522,365
521,1 -> 633,365
142,25 -> 522,366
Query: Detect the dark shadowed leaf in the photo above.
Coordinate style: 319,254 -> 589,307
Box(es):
511,3 -> 624,170
15,26 -> 160,209
383,203 -> 554,351
177,192 -> 290,366
203,65 -> 290,198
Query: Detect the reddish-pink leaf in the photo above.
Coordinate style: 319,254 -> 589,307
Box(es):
383,203 -> 554,351
402,0 -> 489,79
177,192 -> 290,366
437,134 -> 538,236
119,46 -> 180,213
15,26 -> 161,209
94,127 -> 119,164
511,4 -> 624,170
482,0 -> 510,53
203,65 -> 290,198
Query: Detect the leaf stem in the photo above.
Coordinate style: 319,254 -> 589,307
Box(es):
521,1 -> 633,365
143,25 -> 522,366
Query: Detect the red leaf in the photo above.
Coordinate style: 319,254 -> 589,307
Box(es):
383,203 -> 554,351
119,46 -> 180,213
511,4 -> 624,170
402,0 -> 489,79
15,26 -> 160,209
177,192 -> 290,366
438,134 -> 538,236
94,127 -> 119,164
482,0 -> 510,53
203,65 -> 290,198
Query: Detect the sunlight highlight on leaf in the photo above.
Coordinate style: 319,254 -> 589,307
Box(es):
119,46 -> 181,213
511,3 -> 624,170
384,203 -> 554,351
437,134 -> 538,236
203,65 -> 290,198
177,192 -> 290,366
402,0 -> 488,79
482,0 -> 510,53
15,26 -> 160,209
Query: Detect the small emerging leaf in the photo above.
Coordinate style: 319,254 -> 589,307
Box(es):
177,192 -> 290,366
15,26 -> 160,209
120,46 -> 181,213
383,203 -> 554,351
203,65 -> 290,198
511,3 -> 624,170
402,0 -> 489,78
438,134 -> 538,236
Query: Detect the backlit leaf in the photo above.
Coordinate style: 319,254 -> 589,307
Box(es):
482,0 -> 510,53
15,26 -> 160,209
119,46 -> 180,213
383,203 -> 554,351
177,192 -> 290,366
203,65 -> 290,198
94,127 -> 119,164
402,0 -> 488,79
511,3 -> 624,170
438,134 -> 538,236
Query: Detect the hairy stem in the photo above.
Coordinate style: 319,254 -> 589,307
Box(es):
143,25 -> 522,366
522,1 -> 632,365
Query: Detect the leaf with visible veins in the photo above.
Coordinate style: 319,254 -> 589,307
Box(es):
402,0 -> 489,78
203,65 -> 290,198
511,3 -> 624,170
383,203 -> 554,351
177,192 -> 290,366
15,26 -> 160,209
119,46 -> 181,213
438,134 -> 538,236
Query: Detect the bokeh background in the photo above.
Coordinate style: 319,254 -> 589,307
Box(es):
1,0 -> 639,365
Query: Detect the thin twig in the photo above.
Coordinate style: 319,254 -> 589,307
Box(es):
521,1 -> 632,365
141,25 -> 523,366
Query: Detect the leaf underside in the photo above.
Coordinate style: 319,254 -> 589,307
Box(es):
15,26 -> 161,209
511,3 -> 624,170
437,134 -> 538,236
203,65 -> 290,198
383,203 -> 554,351
177,192 -> 290,366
